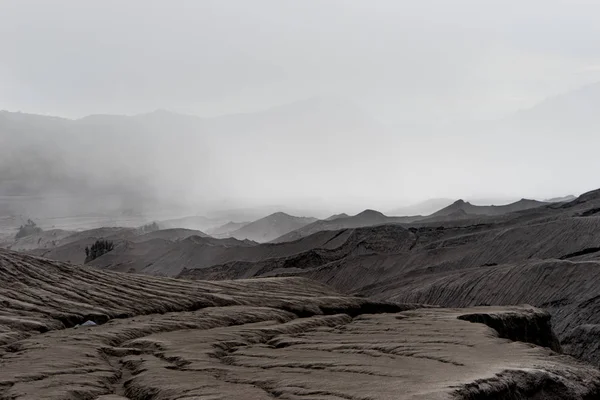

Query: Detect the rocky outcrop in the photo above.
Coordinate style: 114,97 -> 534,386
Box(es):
454,368 -> 600,399
458,307 -> 561,351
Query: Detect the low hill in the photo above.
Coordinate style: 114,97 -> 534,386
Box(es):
325,213 -> 349,221
228,212 -> 317,242
13,227 -> 208,266
546,195 -> 577,203
26,227 -> 138,264
431,198 -> 548,218
132,228 -> 209,242
91,226 -> 410,277
2,248 -> 599,399
90,235 -> 255,276
415,208 -> 475,223
179,225 -> 415,281
272,209 -> 420,242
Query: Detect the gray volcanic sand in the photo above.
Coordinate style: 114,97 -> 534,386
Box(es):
2,249 -> 600,399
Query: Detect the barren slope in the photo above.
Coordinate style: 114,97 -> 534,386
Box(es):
25,227 -> 138,264
0,248 -> 394,346
92,226 -> 410,277
90,236 -> 256,275
15,228 -> 208,267
179,224 -> 415,281
1,249 -> 600,399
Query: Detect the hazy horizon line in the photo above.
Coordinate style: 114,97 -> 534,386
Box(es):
3,79 -> 598,122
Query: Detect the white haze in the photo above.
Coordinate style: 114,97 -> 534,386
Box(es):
1,0 -> 600,218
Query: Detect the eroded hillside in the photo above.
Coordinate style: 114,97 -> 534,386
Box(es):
2,249 -> 600,399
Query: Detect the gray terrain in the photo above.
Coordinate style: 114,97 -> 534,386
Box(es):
170,189 -> 600,367
3,2 -> 600,397
3,248 -> 600,399
8,190 -> 600,374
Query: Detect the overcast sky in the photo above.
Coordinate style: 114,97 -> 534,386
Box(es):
1,0 -> 600,214
2,0 -> 599,123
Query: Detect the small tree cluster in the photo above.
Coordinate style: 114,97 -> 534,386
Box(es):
85,239 -> 115,263
15,219 -> 42,239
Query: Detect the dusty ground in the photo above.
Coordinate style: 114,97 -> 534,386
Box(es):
0,248 -> 393,346
2,249 -> 600,399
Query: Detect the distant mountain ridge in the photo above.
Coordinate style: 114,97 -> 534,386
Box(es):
158,216 -> 224,232
325,213 -> 349,221
207,221 -> 251,237
387,198 -> 454,217
545,195 -> 577,203
272,209 -> 421,243
273,197 -> 556,243
431,198 -> 548,218
228,212 -> 317,243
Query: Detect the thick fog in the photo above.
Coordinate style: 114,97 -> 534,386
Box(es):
1,0 -> 600,218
